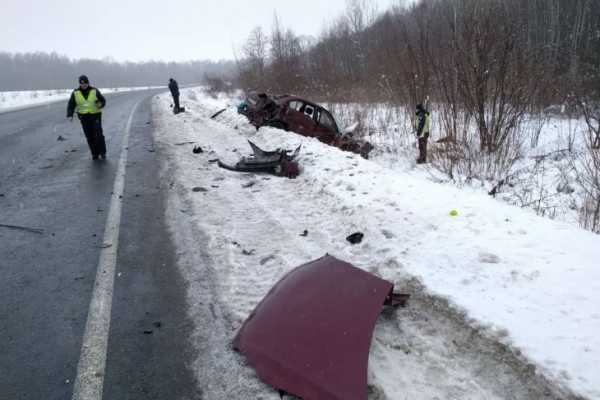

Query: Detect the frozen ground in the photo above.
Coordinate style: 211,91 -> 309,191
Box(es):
2,88 -> 597,399
148,88 -> 600,400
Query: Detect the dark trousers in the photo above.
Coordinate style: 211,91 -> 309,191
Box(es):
418,133 -> 429,161
80,114 -> 106,156
172,94 -> 180,110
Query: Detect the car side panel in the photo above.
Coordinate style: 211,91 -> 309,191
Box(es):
283,108 -> 317,138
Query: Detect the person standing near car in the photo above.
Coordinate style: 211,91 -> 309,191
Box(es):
414,103 -> 430,164
67,75 -> 107,160
168,78 -> 180,111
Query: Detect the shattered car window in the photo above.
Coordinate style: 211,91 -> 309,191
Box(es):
291,101 -> 315,118
334,116 -> 344,133
318,109 -> 338,132
304,105 -> 314,118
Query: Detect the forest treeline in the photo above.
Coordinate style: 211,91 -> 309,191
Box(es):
237,0 -> 600,119
234,0 -> 600,232
0,52 -> 237,91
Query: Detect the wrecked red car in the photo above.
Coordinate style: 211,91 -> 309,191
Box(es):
234,255 -> 409,400
239,91 -> 373,159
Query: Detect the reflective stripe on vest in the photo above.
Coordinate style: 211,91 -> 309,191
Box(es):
414,113 -> 430,134
74,89 -> 101,114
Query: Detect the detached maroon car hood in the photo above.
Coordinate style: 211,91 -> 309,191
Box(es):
233,255 -> 408,400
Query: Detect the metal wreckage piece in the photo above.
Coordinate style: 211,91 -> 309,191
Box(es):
238,91 -> 374,159
217,140 -> 301,179
233,255 -> 410,400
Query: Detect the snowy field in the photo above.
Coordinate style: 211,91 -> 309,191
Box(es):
2,88 -> 599,399
149,88 -> 599,399
323,101 -> 598,234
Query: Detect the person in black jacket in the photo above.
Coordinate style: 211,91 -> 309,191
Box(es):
67,75 -> 107,159
168,78 -> 180,111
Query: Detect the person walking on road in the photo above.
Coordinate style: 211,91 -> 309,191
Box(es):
67,75 -> 107,160
168,78 -> 180,112
414,103 -> 430,164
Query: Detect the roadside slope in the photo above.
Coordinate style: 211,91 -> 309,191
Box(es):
152,90 -> 598,400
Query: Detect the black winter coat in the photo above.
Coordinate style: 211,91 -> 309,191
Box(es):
168,80 -> 179,96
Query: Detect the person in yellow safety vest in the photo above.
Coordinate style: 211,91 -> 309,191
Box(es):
414,103 -> 430,164
67,75 -> 107,160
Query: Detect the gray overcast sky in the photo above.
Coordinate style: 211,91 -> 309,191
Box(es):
1,0 -> 397,63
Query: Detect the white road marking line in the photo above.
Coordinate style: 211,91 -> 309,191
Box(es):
6,126 -> 28,135
72,101 -> 142,400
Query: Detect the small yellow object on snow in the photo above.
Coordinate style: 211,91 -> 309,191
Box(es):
450,210 -> 458,216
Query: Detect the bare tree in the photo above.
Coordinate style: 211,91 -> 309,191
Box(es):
389,1 -> 433,112
235,26 -> 269,92
268,13 -> 304,93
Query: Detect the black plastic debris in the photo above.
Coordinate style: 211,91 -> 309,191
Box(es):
300,230 -> 308,237
218,140 -> 301,179
211,108 -> 227,119
0,223 -> 44,234
260,255 -> 275,265
57,135 -> 65,141
193,146 -> 203,154
346,232 -> 364,244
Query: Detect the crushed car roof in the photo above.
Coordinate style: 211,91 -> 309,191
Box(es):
233,254 -> 409,400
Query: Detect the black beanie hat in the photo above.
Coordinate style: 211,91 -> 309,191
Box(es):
169,78 -> 174,82
79,75 -> 89,84
416,103 -> 423,110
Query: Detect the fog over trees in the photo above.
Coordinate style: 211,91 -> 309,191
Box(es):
237,0 -> 600,109
0,52 -> 237,91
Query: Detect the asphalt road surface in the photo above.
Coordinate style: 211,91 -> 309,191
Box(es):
0,90 -> 200,399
